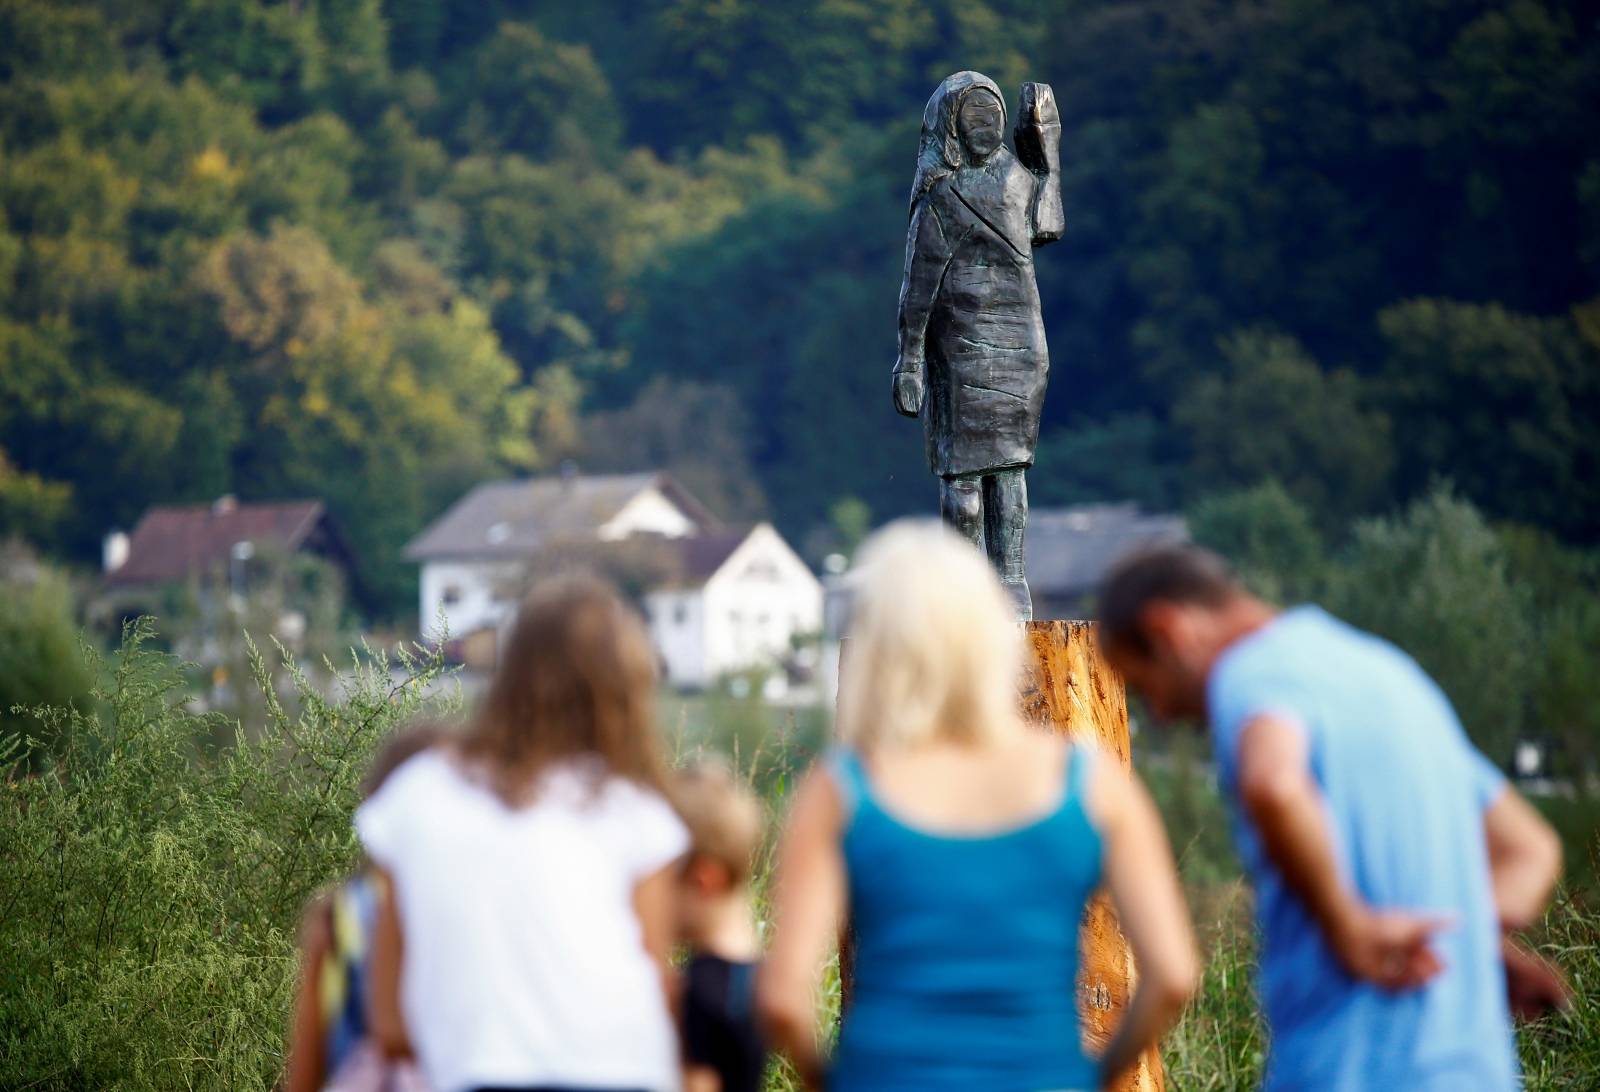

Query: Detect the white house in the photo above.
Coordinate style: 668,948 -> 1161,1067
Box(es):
403,472 -> 822,688
644,523 -> 824,689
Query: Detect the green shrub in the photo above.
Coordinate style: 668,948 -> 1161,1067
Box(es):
0,565 -> 95,753
1324,485 -> 1534,763
0,619 -> 450,1091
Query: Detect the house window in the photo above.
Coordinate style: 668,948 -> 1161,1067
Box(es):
743,557 -> 780,582
442,584 -> 463,606
673,602 -> 688,626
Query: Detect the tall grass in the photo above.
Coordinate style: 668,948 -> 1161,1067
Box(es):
0,620 -> 450,1090
1518,889 -> 1600,1090
2,625 -> 1594,1090
1161,883 -> 1267,1089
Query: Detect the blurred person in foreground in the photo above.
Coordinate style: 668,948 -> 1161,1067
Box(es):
672,759 -> 769,1092
285,723 -> 443,1092
759,521 -> 1198,1091
359,577 -> 689,1092
1097,544 -> 1566,1090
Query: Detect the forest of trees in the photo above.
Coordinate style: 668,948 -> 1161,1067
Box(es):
1,0 -> 1597,615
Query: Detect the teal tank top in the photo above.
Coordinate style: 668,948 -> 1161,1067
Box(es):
829,744 -> 1104,1092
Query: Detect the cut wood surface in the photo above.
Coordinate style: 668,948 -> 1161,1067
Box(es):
1023,619 -> 1166,1092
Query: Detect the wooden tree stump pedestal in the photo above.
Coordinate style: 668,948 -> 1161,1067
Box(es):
1022,620 -> 1166,1092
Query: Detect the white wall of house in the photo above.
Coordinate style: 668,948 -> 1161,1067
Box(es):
700,525 -> 823,683
645,588 -> 706,686
643,526 -> 822,690
419,559 -> 522,641
599,487 -> 698,541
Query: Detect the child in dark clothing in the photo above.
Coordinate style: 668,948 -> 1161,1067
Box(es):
672,760 -> 768,1092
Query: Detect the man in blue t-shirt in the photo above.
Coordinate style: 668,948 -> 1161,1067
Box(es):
1096,544 -> 1564,1090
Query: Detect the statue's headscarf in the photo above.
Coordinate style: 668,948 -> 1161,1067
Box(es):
909,70 -> 1006,212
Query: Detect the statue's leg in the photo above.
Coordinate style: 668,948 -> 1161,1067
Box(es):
984,469 -> 1032,621
939,475 -> 985,557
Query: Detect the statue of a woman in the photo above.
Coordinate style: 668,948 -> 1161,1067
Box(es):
894,71 -> 1063,619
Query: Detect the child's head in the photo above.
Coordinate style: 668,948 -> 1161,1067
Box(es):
462,574 -> 664,801
673,758 -> 765,902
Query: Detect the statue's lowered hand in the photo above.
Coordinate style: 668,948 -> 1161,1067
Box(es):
1014,82 -> 1061,173
893,366 -> 925,417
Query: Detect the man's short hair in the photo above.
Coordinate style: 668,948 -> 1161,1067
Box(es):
671,758 -> 765,886
1097,543 -> 1241,655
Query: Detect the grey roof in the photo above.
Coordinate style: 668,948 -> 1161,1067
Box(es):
402,472 -> 718,562
517,527 -> 755,590
1025,503 -> 1188,598
674,528 -> 751,583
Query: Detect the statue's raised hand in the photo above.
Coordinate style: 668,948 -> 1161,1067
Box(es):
893,364 -> 925,417
1014,82 -> 1060,174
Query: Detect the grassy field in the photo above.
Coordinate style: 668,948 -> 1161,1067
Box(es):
2,638 -> 1594,1090
668,696 -> 1600,1091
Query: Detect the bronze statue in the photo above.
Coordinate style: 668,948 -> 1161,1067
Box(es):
894,71 -> 1063,620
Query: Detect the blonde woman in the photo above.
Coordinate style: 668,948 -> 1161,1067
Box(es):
758,522 -> 1198,1091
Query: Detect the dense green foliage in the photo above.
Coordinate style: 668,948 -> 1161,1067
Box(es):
1,0 -> 1596,614
1190,482 -> 1600,774
0,560 -> 94,750
0,620 -> 450,1088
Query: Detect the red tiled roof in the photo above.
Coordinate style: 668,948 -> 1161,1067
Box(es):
107,499 -> 327,585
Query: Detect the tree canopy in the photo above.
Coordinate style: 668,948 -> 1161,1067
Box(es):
0,0 -> 1595,613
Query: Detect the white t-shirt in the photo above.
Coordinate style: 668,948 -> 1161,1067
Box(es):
355,749 -> 690,1092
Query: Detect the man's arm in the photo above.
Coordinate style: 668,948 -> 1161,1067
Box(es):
1480,782 -> 1569,1018
1481,784 -> 1561,930
1236,714 -> 1448,990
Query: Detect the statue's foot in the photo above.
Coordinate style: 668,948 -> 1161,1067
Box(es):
1003,578 -> 1033,623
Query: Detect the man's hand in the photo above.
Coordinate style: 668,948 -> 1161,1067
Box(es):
1236,714 -> 1449,994
893,364 -> 924,417
1329,904 -> 1452,990
1503,937 -> 1570,1020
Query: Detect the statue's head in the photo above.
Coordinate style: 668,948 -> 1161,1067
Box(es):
910,71 -> 1007,209
957,88 -> 1004,160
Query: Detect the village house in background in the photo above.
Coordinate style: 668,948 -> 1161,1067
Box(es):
643,524 -> 823,691
1024,503 -> 1189,619
819,502 -> 1186,702
100,496 -> 357,664
404,472 -> 823,690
